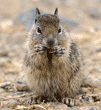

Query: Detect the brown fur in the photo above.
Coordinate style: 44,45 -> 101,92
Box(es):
23,8 -> 84,101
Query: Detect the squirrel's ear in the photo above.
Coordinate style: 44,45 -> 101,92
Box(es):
36,8 -> 40,16
54,8 -> 58,15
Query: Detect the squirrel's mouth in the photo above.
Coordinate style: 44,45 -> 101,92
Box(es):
43,46 -> 55,54
47,48 -> 55,54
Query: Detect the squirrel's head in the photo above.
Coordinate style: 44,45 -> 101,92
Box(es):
34,8 -> 63,48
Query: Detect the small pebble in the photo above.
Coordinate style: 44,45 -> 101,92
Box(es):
16,78 -> 25,84
16,105 -> 27,110
82,94 -> 89,101
89,107 -> 96,110
72,108 -> 79,110
95,47 -> 101,52
53,102 -> 70,110
10,91 -> 22,96
94,26 -> 100,31
89,96 -> 94,103
0,82 -> 11,88
80,99 -> 84,103
9,88 -> 15,92
5,86 -> 11,90
81,87 -> 90,94
92,92 -> 101,101
19,97 -> 27,102
1,99 -> 18,107
0,88 -> 5,93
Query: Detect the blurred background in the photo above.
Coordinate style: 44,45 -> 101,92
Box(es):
0,0 -> 101,109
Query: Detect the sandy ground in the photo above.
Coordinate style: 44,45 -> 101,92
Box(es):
0,0 -> 101,109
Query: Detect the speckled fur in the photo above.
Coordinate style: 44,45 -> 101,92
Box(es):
23,8 -> 84,101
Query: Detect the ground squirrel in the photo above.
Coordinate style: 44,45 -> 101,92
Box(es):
24,8 -> 84,107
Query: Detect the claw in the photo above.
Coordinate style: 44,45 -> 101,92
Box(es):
54,46 -> 65,56
34,44 -> 46,54
27,96 -> 37,104
62,98 -> 78,107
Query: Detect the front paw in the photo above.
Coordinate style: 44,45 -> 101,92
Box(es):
62,98 -> 78,107
54,46 -> 65,56
34,44 -> 46,54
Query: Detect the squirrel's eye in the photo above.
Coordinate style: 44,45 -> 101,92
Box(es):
58,28 -> 61,34
37,27 -> 42,34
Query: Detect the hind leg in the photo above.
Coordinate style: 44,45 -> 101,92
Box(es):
27,95 -> 52,105
62,97 -> 78,107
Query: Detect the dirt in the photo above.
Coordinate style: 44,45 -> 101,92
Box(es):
0,0 -> 101,110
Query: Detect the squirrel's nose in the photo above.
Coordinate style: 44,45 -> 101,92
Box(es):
47,39 -> 54,47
